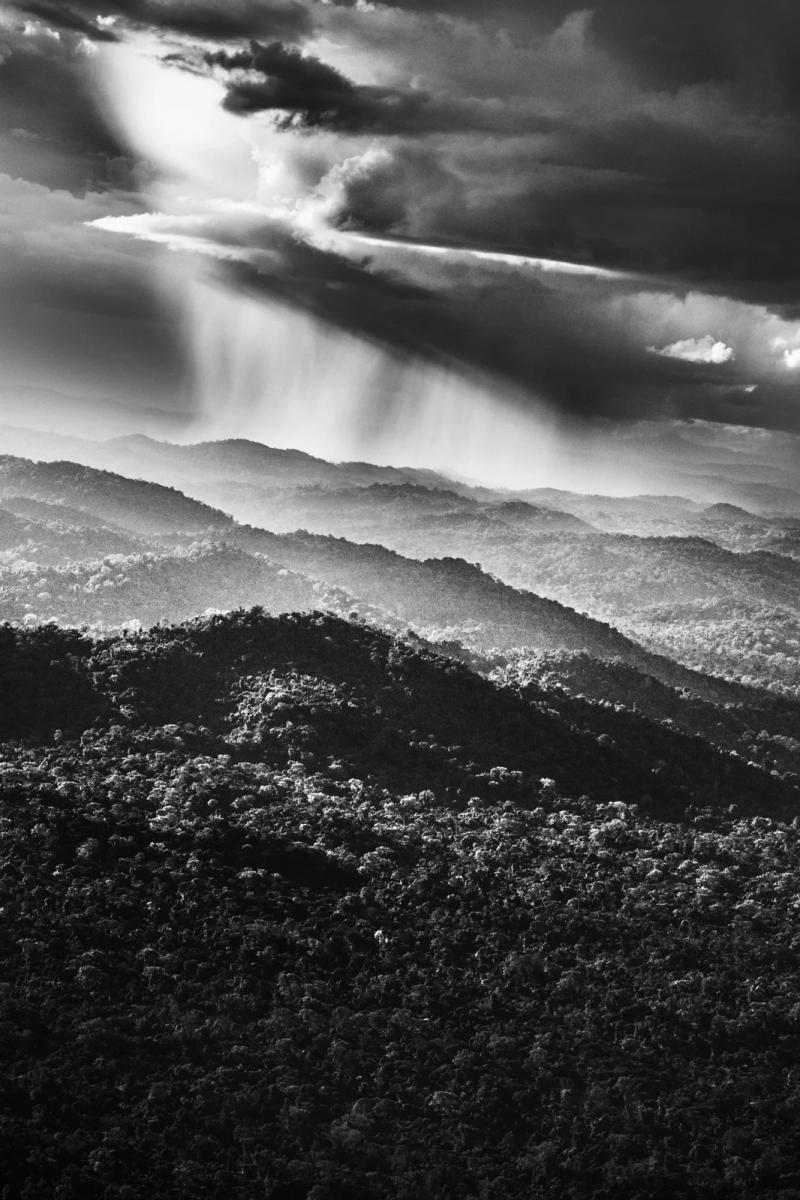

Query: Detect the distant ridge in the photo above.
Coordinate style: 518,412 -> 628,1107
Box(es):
703,502 -> 763,522
0,456 -> 231,536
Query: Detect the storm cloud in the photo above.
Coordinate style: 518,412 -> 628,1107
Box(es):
4,0 -> 800,435
177,0 -> 800,305
204,39 -> 533,135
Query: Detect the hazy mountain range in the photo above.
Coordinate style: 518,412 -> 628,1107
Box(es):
2,432 -> 800,785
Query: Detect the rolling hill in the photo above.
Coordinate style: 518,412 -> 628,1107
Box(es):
2,611 -> 800,1200
0,457 -> 233,536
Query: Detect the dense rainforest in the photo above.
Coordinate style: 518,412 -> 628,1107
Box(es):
2,610 -> 800,1200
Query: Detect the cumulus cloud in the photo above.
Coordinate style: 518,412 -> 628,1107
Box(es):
308,146 -> 466,236
648,336 -> 736,365
771,337 -> 800,370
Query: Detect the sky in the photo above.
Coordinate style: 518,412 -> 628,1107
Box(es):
2,0 -> 800,479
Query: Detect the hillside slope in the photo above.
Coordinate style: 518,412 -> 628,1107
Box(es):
229,527 -> 755,703
0,610 -> 793,817
4,452 -> 800,753
2,611 -> 800,1200
0,454 -> 736,695
0,457 -> 232,536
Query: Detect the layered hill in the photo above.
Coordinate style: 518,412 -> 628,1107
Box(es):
3,451 -> 800,770
0,457 -> 232,536
495,650 -> 800,778
0,455 -> 723,692
243,492 -> 800,697
228,526 -> 757,703
0,427 -> 460,496
0,544 -> 360,631
218,484 -> 800,692
192,481 -> 593,540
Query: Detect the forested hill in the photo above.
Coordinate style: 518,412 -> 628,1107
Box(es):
0,457 -> 231,535
0,451 -> 752,702
5,447 -> 800,691
0,610 -> 794,819
0,428 -> 458,495
229,527 -> 752,702
3,609 -> 800,1199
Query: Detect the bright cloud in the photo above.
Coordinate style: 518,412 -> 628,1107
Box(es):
770,336 -> 800,370
648,335 -> 735,364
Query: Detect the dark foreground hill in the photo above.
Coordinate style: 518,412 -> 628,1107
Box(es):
0,609 -> 792,815
2,611 -> 800,1200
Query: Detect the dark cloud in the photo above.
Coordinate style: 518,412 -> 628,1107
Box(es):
304,0 -> 800,305
142,0 -> 313,42
338,0 -> 800,99
205,39 -> 534,134
154,2 -> 800,309
566,0 -> 800,99
86,189 -> 800,433
207,39 -> 354,123
326,47 -> 800,306
0,25 -> 140,194
11,0 -> 313,43
438,110 -> 800,304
